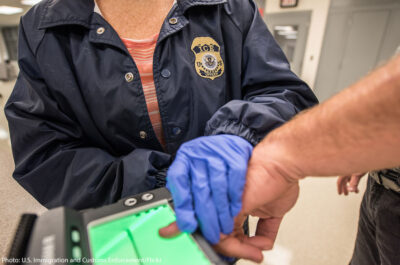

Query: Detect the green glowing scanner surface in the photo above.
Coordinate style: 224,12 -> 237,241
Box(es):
88,204 -> 211,265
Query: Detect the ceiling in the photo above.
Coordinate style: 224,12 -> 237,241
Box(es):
0,0 -> 33,27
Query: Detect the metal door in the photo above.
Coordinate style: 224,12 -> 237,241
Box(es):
315,2 -> 400,101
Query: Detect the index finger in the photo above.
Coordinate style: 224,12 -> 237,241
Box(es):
244,217 -> 282,250
166,156 -> 198,233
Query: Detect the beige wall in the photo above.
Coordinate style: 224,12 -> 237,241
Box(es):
264,0 -> 331,88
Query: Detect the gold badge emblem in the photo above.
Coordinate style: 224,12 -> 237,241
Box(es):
191,37 -> 224,80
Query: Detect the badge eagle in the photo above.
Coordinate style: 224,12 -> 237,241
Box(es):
191,37 -> 224,80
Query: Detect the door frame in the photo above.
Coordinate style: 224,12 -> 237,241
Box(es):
264,11 -> 312,77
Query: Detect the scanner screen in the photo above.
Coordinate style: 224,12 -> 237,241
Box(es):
88,204 -> 211,265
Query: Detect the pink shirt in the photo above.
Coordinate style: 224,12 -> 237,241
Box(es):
121,35 -> 166,148
94,1 -> 171,148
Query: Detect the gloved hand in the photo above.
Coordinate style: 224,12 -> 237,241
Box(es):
163,135 -> 253,244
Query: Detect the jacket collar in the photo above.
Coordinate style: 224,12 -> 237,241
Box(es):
38,0 -> 227,30
177,0 -> 227,12
38,0 -> 95,29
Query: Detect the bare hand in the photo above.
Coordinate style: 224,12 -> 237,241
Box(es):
159,141 -> 302,263
337,173 -> 365,195
212,145 -> 301,262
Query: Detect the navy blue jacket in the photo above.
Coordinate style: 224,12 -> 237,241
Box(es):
5,0 -> 318,209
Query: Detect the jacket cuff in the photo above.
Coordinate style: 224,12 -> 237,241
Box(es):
154,168 -> 168,188
204,119 -> 260,146
121,149 -> 171,198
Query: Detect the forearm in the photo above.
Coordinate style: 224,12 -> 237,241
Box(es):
256,55 -> 400,177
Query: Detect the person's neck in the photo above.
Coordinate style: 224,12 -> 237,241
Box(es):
96,0 -> 175,40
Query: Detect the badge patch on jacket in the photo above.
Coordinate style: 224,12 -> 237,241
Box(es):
191,37 -> 224,80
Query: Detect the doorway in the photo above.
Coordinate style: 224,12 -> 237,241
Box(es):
264,11 -> 312,77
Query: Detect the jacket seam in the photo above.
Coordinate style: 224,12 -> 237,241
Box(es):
38,0 -> 51,29
39,20 -> 90,29
180,0 -> 227,12
222,2 -> 243,34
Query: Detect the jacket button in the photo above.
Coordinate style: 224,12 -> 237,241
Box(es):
96,27 -> 105,35
139,131 -> 147,139
172,127 -> 181,136
169,17 -> 178,25
161,69 -> 171,78
125,72 -> 134,82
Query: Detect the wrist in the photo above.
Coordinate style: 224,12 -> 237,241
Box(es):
254,131 -> 305,182
241,140 -> 302,215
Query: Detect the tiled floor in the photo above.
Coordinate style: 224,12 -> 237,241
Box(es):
0,80 -> 366,264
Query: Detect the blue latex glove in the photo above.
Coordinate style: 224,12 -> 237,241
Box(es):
166,135 -> 253,244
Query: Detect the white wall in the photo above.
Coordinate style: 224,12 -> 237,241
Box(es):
0,31 -> 8,63
264,0 -> 331,88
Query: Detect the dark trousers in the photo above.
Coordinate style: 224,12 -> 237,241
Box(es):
350,176 -> 400,265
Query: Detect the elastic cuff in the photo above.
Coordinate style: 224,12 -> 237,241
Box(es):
204,120 -> 260,146
155,168 -> 168,188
